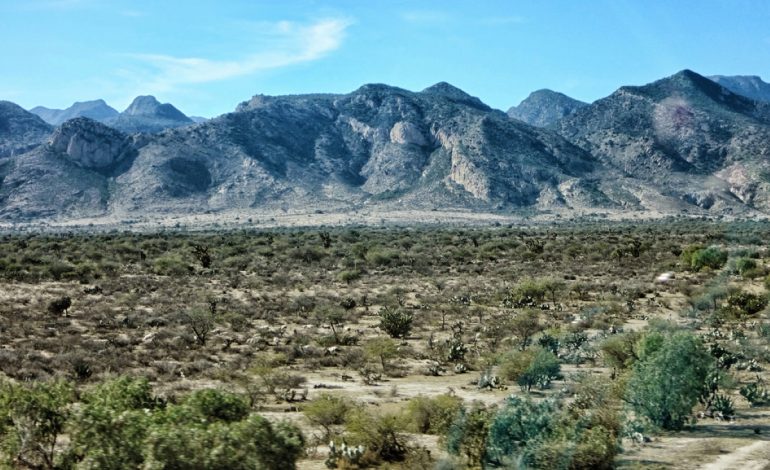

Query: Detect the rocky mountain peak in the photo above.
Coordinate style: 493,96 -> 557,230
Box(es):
0,101 -> 53,158
421,82 -> 490,110
123,95 -> 189,121
30,99 -> 119,126
104,96 -> 193,134
507,89 -> 588,127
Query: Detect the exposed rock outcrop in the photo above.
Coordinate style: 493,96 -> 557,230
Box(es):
48,118 -> 133,170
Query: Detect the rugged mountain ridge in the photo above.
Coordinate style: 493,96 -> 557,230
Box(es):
2,70 -> 770,222
30,99 -> 119,126
508,89 -> 588,127
556,69 -> 770,212
108,83 -> 595,216
709,75 -> 770,103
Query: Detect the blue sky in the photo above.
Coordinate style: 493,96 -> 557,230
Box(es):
1,0 -> 769,118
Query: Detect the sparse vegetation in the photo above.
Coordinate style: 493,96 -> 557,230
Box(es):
1,219 -> 769,468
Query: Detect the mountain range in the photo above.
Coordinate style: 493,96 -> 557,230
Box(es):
30,96 -> 196,134
708,75 -> 770,103
2,70 -> 770,223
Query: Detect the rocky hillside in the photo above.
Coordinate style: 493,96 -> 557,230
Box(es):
3,70 -> 770,222
0,101 -> 52,158
106,96 -> 194,134
1,83 -> 602,219
0,118 -> 131,219
709,75 -> 770,103
30,99 -> 119,126
508,89 -> 587,127
556,69 -> 770,212
108,82 -> 596,216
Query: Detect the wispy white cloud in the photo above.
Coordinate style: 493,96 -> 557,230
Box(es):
125,18 -> 351,95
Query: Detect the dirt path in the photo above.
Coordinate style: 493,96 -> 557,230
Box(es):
700,440 -> 770,470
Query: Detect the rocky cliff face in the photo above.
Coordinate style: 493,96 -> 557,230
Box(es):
48,118 -> 134,171
0,101 -> 53,158
508,89 -> 587,127
30,99 -> 119,126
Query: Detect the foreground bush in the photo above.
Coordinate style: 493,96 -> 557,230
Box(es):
2,377 -> 305,470
626,331 -> 712,430
446,395 -> 620,469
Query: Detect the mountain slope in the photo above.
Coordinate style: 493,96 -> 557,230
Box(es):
4,72 -> 770,222
556,69 -> 770,211
109,83 -> 597,215
0,117 -> 135,219
0,101 -> 53,158
709,75 -> 770,103
30,99 -> 119,125
106,96 -> 194,134
508,89 -> 588,127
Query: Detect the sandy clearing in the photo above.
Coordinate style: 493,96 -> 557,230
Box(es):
699,440 -> 770,470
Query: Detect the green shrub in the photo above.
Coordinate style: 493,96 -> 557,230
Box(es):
365,249 -> 400,267
734,257 -> 758,276
378,307 -> 413,339
70,378 -> 304,470
0,380 -> 74,469
445,403 -> 493,468
687,246 -> 728,271
626,332 -> 713,430
726,291 -> 768,317
302,394 -> 351,439
485,396 -> 558,466
337,269 -> 362,283
500,348 -> 561,392
152,255 -> 192,275
404,394 -> 462,435
344,408 -> 409,464
740,376 -> 770,406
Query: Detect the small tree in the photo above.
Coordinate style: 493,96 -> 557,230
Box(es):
313,306 -> 347,344
191,244 -> 212,268
364,337 -> 399,372
183,308 -> 214,346
542,278 -> 566,306
626,331 -> 713,430
500,347 -> 561,392
378,307 -> 413,339
509,310 -> 544,351
303,394 -> 350,441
